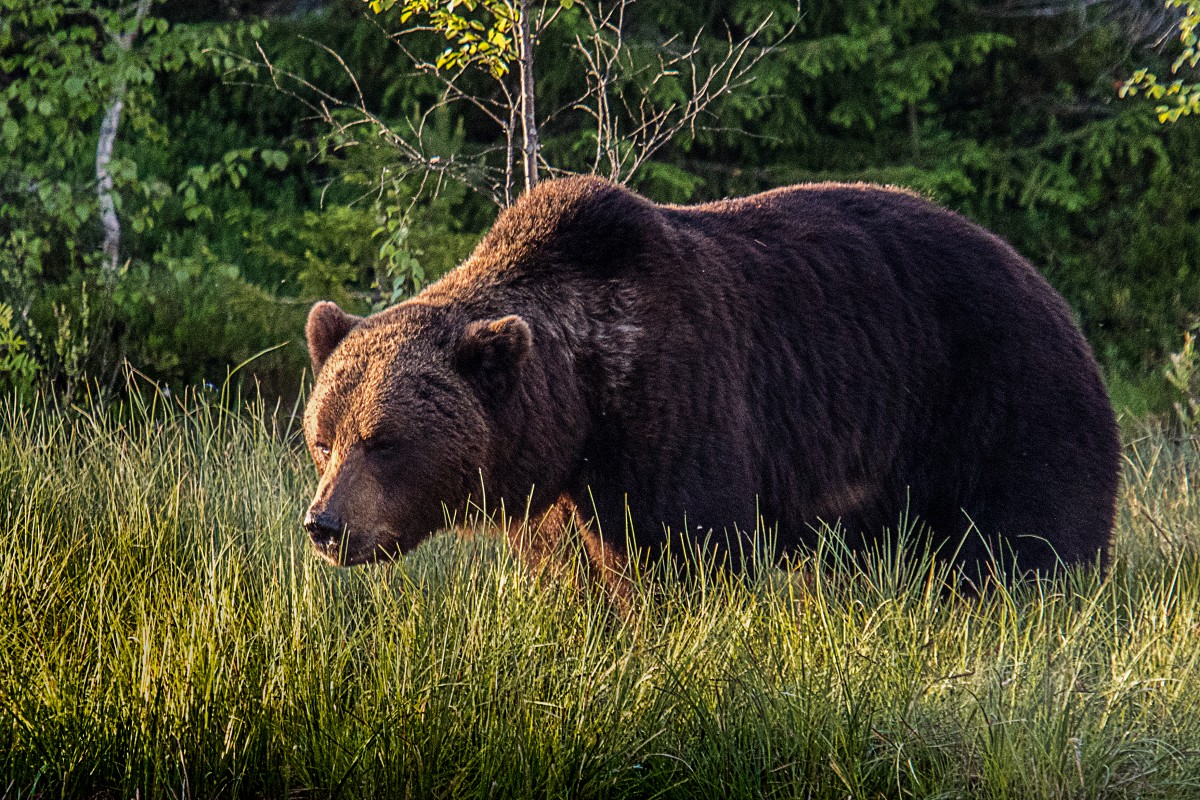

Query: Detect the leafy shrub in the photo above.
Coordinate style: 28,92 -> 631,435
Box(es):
112,253 -> 311,400
1165,320 -> 1200,430
0,301 -> 39,400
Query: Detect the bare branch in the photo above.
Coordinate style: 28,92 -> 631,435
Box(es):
563,0 -> 793,185
232,0 -> 789,208
978,0 -> 1188,50
534,0 -> 569,38
232,39 -> 510,206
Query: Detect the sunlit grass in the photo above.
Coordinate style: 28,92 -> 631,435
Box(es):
2,393 -> 1199,798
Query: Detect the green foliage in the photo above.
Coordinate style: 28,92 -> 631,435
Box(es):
369,0 -> 518,78
1121,0 -> 1200,123
0,0 -> 255,262
234,194 -> 477,315
0,0 -> 278,397
2,396 -> 1200,796
238,204 -> 381,307
175,147 -> 290,224
0,302 -> 39,400
1165,320 -> 1200,429
109,253 -> 310,398
372,184 -> 429,308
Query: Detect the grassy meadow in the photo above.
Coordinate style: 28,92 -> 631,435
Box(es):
2,393 -> 1200,799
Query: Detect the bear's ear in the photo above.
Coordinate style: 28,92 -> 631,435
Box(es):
306,301 -> 362,375
453,315 -> 532,396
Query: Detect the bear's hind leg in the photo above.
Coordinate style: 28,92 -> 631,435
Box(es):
957,444 -> 1116,583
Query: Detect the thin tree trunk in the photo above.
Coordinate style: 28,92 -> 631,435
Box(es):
907,101 -> 921,163
516,0 -> 538,194
96,0 -> 152,276
96,95 -> 126,275
504,101 -> 517,207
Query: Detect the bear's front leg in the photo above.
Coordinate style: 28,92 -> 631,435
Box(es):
505,495 -> 633,611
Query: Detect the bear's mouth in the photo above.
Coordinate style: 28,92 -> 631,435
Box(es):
309,529 -> 401,567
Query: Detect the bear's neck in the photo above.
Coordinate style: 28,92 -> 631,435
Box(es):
472,273 -> 642,514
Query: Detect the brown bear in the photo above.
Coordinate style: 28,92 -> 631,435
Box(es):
301,176 -> 1120,583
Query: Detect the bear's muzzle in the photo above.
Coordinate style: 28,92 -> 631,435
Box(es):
304,509 -> 347,561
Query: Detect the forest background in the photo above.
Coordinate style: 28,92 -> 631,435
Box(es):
2,0 -> 1199,414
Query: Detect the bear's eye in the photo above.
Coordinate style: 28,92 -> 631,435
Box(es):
365,437 -> 401,456
313,442 -> 331,458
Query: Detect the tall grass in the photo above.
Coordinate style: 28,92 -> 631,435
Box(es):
2,393 -> 1200,799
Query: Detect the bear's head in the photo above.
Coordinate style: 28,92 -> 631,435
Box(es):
300,299 -> 533,565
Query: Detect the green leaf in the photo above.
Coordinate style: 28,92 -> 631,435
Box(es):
261,149 -> 288,170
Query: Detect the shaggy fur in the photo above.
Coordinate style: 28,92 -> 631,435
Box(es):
302,176 -> 1121,580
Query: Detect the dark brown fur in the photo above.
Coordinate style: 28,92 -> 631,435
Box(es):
302,176 -> 1121,581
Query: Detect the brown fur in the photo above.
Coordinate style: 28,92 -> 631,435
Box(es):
301,176 -> 1121,582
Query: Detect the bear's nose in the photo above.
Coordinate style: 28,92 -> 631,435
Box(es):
304,510 -> 344,547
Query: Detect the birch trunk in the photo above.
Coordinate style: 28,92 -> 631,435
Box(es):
96,0 -> 152,276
